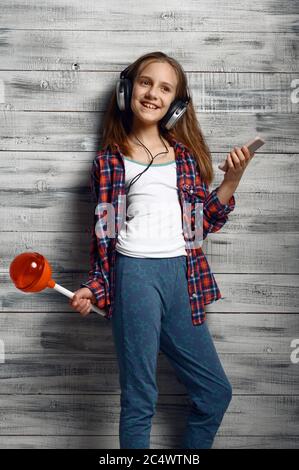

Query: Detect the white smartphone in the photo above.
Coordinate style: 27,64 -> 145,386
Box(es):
218,136 -> 265,172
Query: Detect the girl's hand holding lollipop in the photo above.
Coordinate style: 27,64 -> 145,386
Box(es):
9,252 -> 106,318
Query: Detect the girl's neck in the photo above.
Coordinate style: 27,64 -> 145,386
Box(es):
129,122 -> 167,146
128,130 -> 169,149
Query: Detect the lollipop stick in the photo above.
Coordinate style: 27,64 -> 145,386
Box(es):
53,282 -> 106,317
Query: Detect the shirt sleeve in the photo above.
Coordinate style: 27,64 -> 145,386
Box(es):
79,156 -> 108,310
201,181 -> 236,239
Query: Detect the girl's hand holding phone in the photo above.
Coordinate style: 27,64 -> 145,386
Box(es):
219,136 -> 265,185
222,145 -> 253,185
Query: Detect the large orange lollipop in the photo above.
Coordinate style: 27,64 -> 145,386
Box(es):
9,252 -> 105,317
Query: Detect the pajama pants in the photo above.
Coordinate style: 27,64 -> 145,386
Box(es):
111,251 -> 232,449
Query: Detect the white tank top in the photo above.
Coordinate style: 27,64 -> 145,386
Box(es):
115,156 -> 187,258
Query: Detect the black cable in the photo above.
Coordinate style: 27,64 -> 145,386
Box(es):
126,133 -> 170,195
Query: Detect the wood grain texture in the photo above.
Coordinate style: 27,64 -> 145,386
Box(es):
0,71 -> 298,113
1,0 -> 297,32
0,352 -> 298,395
0,30 -> 297,72
1,274 -> 298,312
0,395 -> 298,436
1,112 -> 299,151
1,231 -> 299,273
0,0 -> 298,449
0,435 -> 298,449
0,313 -> 297,355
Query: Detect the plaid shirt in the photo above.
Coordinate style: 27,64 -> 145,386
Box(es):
80,136 -> 235,326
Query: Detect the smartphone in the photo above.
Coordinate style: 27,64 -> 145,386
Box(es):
218,136 -> 265,172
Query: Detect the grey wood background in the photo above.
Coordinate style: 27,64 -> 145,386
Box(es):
0,0 -> 298,449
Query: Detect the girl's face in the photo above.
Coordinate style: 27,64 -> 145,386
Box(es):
130,61 -> 178,126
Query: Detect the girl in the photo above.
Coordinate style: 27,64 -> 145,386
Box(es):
70,51 -> 254,449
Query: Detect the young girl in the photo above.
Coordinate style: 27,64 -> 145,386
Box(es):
70,51 -> 253,449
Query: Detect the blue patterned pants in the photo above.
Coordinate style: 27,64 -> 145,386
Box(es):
111,251 -> 232,449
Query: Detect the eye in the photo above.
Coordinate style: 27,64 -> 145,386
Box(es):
140,79 -> 170,92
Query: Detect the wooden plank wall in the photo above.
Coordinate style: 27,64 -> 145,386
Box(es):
0,0 -> 298,449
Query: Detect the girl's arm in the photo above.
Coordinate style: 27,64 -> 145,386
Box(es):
199,145 -> 252,239
80,154 -> 112,310
201,181 -> 236,239
216,145 -> 252,204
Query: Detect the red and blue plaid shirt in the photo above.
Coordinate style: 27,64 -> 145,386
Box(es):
80,136 -> 236,326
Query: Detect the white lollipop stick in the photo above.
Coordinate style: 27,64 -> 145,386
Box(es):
53,282 -> 106,317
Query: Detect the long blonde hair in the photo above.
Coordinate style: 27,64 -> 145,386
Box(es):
101,51 -> 214,185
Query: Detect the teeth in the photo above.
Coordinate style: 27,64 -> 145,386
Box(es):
142,102 -> 158,109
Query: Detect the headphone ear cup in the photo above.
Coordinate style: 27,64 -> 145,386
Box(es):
116,78 -> 132,112
159,99 -> 188,130
123,78 -> 132,112
116,79 -> 123,110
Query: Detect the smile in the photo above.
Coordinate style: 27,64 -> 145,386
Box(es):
141,102 -> 159,110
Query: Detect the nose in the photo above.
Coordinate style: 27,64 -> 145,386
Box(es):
145,87 -> 158,100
